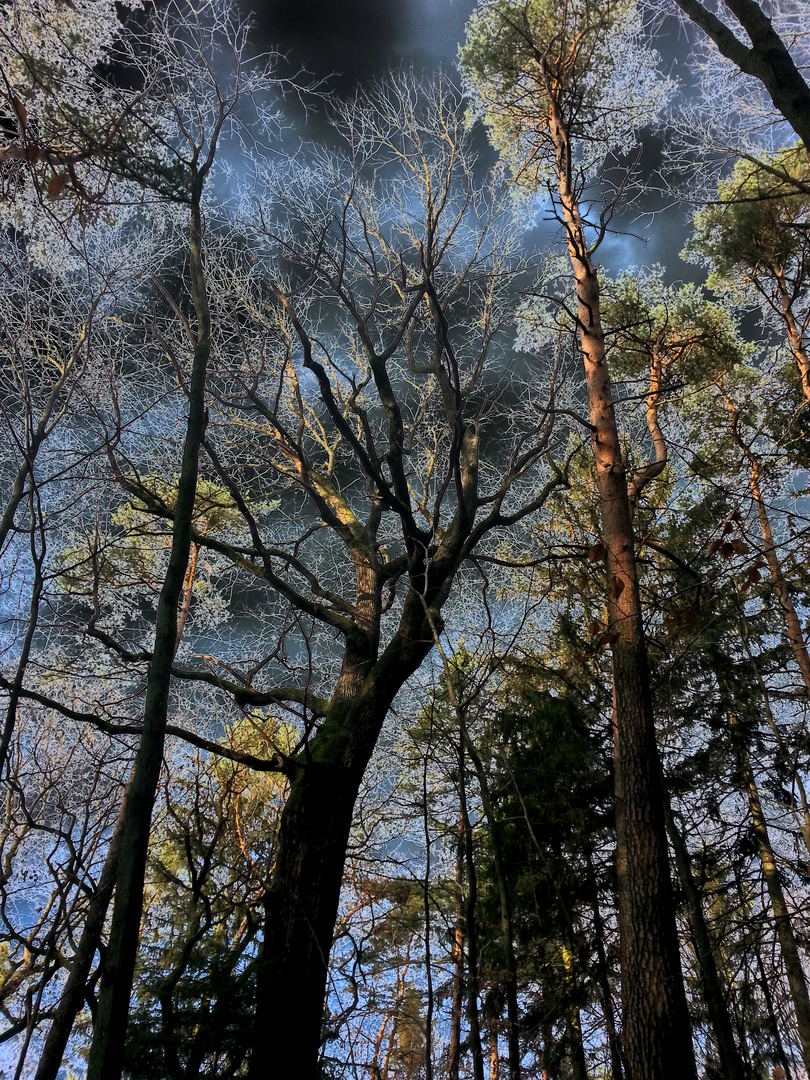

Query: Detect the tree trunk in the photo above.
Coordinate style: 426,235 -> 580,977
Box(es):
447,817 -> 465,1080
750,660 -> 810,860
86,188 -> 211,1080
459,731 -> 486,1080
421,718 -> 435,1080
743,446 -> 810,697
561,942 -> 589,1080
246,591 -> 440,1080
737,741 -> 810,1072
775,271 -> 810,405
462,730 -> 522,1080
752,939 -> 794,1080
584,847 -> 623,1080
544,81 -> 696,1080
34,795 -> 126,1080
671,0 -> 810,154
489,1024 -> 500,1080
662,797 -> 751,1080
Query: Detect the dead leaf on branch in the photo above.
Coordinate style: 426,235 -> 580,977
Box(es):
47,172 -> 69,199
11,96 -> 27,128
586,541 -> 605,564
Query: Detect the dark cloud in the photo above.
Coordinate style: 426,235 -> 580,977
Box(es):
255,0 -> 402,89
248,0 -> 476,93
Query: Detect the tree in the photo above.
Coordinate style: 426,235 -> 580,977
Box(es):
460,4 -> 697,1078
2,1 -> 279,1075
686,148 -> 810,405
3,10 -> 570,1071
215,76 -> 566,1079
668,0 -> 810,154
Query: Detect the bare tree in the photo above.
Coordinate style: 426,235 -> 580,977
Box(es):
3,8 -> 567,1072
668,0 -> 810,154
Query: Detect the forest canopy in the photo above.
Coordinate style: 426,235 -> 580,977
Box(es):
0,1 -> 809,1079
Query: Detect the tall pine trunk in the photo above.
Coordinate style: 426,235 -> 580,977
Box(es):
544,84 -> 696,1080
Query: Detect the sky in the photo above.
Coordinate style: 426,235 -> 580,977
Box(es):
241,0 -> 699,279
248,0 -> 477,93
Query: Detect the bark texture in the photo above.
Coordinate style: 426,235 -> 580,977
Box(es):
245,600 -> 443,1080
542,66 -> 697,1080
672,0 -> 810,153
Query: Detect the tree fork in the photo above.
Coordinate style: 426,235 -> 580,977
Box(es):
671,0 -> 810,154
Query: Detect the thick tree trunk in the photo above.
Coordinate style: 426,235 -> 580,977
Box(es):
247,592 -> 439,1080
86,190 -> 211,1080
662,797 -> 751,1080
671,0 -> 810,154
250,750 -> 362,1077
544,91 -> 696,1080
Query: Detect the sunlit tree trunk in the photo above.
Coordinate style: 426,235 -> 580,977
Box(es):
543,75 -> 696,1080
